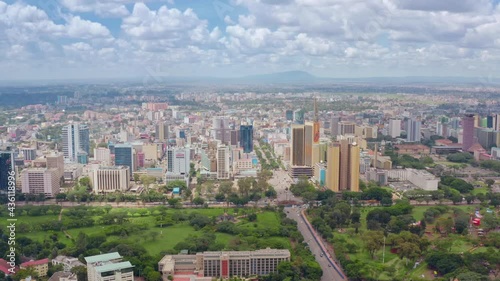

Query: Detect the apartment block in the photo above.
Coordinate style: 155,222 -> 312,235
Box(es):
85,252 -> 134,281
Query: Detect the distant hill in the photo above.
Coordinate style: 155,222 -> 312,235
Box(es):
237,71 -> 319,83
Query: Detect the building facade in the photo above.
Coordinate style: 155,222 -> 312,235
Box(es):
21,168 -> 60,197
0,151 -> 14,192
85,253 -> 134,281
326,140 -> 360,192
114,144 -> 134,178
240,125 -> 253,153
91,166 -> 129,193
217,145 -> 230,180
62,123 -> 90,162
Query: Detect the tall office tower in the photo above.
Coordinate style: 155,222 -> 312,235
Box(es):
294,109 -> 305,125
326,140 -> 360,192
330,116 -> 341,138
462,114 -> 475,151
474,115 -> 480,127
114,144 -> 134,178
304,122 -> 314,166
313,97 -> 320,144
339,121 -> 356,135
212,116 -> 231,144
487,115 -> 494,129
480,117 -> 488,128
46,153 -> 64,181
388,119 -> 401,138
240,125 -> 253,153
217,145 -> 230,179
94,147 -> 111,165
62,123 -> 90,162
230,130 -> 240,146
156,122 -> 169,141
285,110 -> 294,121
495,114 -> 500,131
406,118 -> 421,142
290,124 -> 305,166
21,168 -> 60,197
0,151 -> 14,191
166,147 -> 191,175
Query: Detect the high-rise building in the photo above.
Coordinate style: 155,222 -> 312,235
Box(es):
313,97 -> 320,144
155,122 -> 169,141
217,145 -> 230,179
94,147 -> 111,165
304,122 -> 314,166
240,125 -> 253,153
62,123 -> 90,162
285,110 -> 294,121
85,252 -> 134,281
21,168 -> 60,197
212,116 -> 231,144
114,144 -> 134,178
46,153 -> 64,181
290,125 -> 305,166
330,116 -> 341,138
20,147 -> 37,161
293,109 -> 305,125
91,166 -> 129,193
462,114 -> 475,151
0,151 -> 15,191
326,140 -> 360,192
339,121 -> 356,135
166,147 -> 191,175
406,118 -> 421,142
388,119 -> 401,138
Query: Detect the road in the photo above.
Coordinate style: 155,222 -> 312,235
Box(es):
268,169 -> 302,203
284,206 -> 346,281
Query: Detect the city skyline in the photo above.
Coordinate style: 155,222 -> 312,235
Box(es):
2,0 -> 500,81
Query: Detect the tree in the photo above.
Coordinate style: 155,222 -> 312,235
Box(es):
398,242 -> 421,266
485,179 -> 495,188
140,175 -> 156,190
192,197 -> 205,207
363,231 -> 384,258
71,266 -> 87,281
455,271 -> 488,281
79,177 -> 91,188
133,174 -> 140,182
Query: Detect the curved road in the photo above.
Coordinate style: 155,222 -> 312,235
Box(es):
284,206 -> 346,281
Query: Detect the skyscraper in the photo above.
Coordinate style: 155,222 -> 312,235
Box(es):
304,122 -> 314,166
240,125 -> 253,153
294,110 -> 305,125
285,110 -> 294,121
291,125 -> 305,166
156,122 -> 169,141
406,118 -> 421,142
212,116 -> 231,144
114,144 -> 134,179
326,140 -> 360,192
330,116 -> 341,138
313,97 -> 320,144
462,114 -> 475,151
166,147 -> 191,175
388,119 -> 401,138
62,123 -> 90,162
217,145 -> 230,179
339,121 -> 356,135
0,151 -> 14,191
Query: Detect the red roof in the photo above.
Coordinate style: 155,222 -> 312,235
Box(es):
21,259 -> 49,267
0,259 -> 18,275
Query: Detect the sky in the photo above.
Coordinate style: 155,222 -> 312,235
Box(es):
2,0 -> 500,81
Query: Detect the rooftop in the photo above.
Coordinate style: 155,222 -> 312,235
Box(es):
84,252 -> 121,264
21,258 -> 49,267
94,262 -> 133,273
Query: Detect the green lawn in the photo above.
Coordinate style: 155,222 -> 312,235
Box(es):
471,187 -> 488,195
0,214 -> 59,227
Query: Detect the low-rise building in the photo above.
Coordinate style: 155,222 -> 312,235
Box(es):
91,166 -> 130,193
20,259 -> 49,277
51,256 -> 85,273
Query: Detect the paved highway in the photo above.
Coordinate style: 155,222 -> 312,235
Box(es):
284,206 -> 346,281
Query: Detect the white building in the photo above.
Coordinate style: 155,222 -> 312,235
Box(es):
62,123 -> 89,162
388,119 -> 401,138
94,147 -> 111,165
217,145 -> 230,179
21,168 -> 60,197
166,147 -> 191,175
91,166 -> 130,193
387,168 -> 439,190
85,252 -> 134,281
51,256 -> 85,273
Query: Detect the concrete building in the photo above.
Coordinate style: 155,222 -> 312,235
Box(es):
387,169 -> 439,190
20,259 -> 49,277
52,256 -> 85,273
212,116 -> 231,144
85,252 -> 134,281
166,147 -> 191,175
91,166 -> 130,193
0,151 -> 14,192
290,124 -> 305,166
62,123 -> 90,162
21,168 -> 60,197
388,119 -> 401,138
339,121 -> 356,136
330,116 -> 341,137
156,121 -> 169,141
240,125 -> 253,153
94,147 -> 111,165
406,118 -> 421,142
217,145 -> 230,179
326,140 -> 360,192
462,114 -> 475,151
20,147 -> 37,161
158,248 -> 290,280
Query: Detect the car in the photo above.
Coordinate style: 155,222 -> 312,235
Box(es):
320,253 -> 323,257
328,264 -> 331,267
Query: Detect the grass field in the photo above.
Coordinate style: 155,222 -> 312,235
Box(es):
2,206 -> 287,257
471,187 -> 488,195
